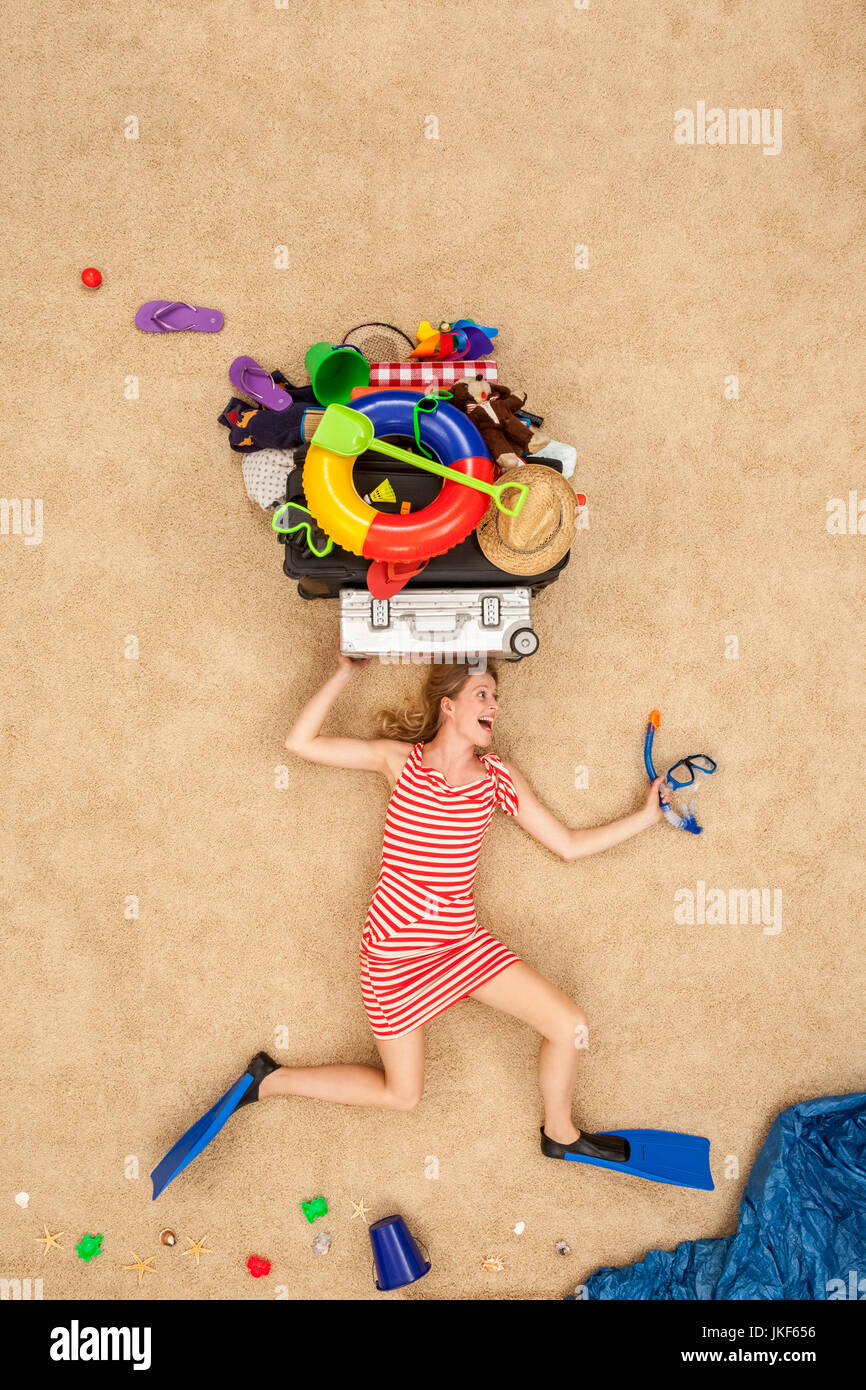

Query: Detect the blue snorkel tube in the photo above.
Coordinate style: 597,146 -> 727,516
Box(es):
644,710 -> 715,835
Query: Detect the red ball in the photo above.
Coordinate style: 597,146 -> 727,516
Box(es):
81,267 -> 102,288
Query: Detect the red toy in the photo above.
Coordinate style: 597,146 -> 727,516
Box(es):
81,268 -> 102,288
246,1254 -> 271,1278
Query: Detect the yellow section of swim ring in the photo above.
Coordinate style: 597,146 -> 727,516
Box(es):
302,444 -> 377,557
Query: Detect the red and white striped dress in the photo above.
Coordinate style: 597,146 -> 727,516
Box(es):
360,741 -> 521,1038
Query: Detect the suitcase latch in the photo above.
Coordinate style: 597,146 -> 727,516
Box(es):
371,599 -> 390,629
481,596 -> 500,628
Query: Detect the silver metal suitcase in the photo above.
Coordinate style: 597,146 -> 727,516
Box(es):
339,587 -> 540,663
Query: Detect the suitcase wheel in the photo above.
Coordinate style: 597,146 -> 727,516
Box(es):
510,627 -> 540,658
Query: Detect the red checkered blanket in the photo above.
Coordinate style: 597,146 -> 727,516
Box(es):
369,360 -> 498,388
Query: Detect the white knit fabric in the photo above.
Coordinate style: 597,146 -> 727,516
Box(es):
241,449 -> 298,509
535,440 -> 577,479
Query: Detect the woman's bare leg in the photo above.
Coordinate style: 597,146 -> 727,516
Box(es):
469,962 -> 587,1144
257,1029 -> 424,1110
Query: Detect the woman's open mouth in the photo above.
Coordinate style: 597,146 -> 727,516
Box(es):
477,716 -> 495,733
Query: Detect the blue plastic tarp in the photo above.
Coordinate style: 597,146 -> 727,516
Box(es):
584,1092 -> 866,1300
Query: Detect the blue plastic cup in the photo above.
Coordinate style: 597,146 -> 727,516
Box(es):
369,1214 -> 431,1291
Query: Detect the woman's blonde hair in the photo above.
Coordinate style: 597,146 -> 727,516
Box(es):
377,662 -> 499,743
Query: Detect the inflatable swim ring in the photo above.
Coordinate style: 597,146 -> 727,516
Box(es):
302,389 -> 493,563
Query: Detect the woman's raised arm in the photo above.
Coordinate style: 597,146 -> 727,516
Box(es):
285,655 -> 399,775
502,760 -> 669,861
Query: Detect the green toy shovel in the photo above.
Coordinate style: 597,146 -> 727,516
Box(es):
311,404 -> 529,517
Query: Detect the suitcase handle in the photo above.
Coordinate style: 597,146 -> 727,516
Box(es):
407,611 -> 468,638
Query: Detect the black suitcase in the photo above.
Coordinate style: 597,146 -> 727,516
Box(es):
279,445 -> 571,599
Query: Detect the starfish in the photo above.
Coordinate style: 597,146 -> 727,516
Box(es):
124,1253 -> 157,1286
349,1198 -> 371,1223
37,1226 -> 63,1253
183,1235 -> 210,1266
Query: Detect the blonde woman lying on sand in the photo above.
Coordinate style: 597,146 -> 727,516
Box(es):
151,657 -> 672,1198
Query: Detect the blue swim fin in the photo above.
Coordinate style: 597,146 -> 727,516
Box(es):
150,1072 -> 254,1200
542,1127 -> 714,1192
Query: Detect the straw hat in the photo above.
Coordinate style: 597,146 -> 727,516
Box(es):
476,464 -> 578,576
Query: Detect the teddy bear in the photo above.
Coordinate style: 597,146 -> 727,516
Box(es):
449,375 -> 550,469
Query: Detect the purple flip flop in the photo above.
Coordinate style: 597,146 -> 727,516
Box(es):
228,356 -> 293,411
135,300 -> 224,333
